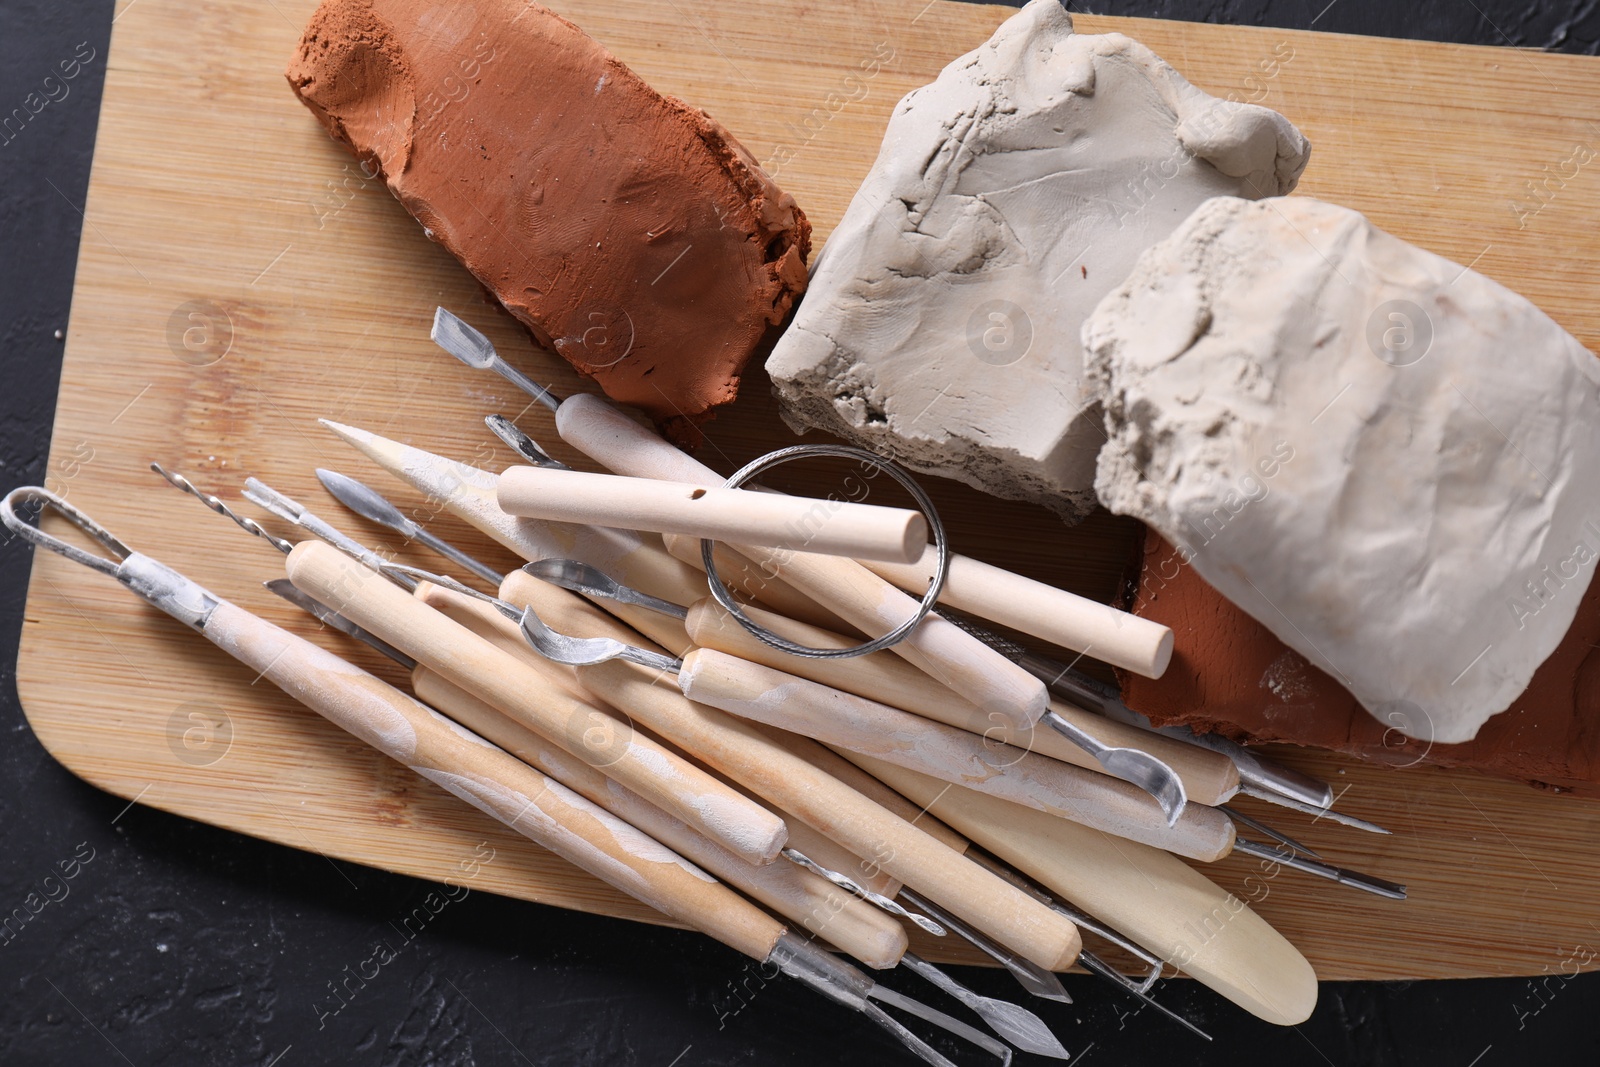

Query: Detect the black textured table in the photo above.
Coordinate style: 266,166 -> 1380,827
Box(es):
2,1 -> 1596,1064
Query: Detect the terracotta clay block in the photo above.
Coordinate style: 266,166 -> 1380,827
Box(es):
287,0 -> 810,445
1121,530 -> 1600,797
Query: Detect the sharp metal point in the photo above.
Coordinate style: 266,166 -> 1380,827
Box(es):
1237,783 -> 1393,835
149,464 -> 294,554
1077,951 -> 1212,1041
1221,806 -> 1323,859
1232,837 -> 1407,899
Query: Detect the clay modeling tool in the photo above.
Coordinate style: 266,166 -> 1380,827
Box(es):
0,487 -> 993,1067
285,538 -> 1081,972
528,559 -> 1196,814
318,419 -> 842,633
495,464 -> 930,564
432,309 -> 1055,730
525,558 -> 1193,825
506,602 -> 1224,858
265,581 -> 1063,1060
315,467 -> 505,585
153,467 -> 791,868
942,613 -> 1391,832
420,572 -> 1085,1011
429,307 -> 1175,680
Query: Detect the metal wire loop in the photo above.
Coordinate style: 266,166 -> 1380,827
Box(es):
699,444 -> 949,659
0,485 -> 132,577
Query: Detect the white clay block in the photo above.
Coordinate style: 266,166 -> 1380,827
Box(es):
766,0 -> 1309,520
1086,194 -> 1600,744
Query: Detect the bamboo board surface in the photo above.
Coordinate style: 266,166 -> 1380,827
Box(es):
16,0 -> 1600,981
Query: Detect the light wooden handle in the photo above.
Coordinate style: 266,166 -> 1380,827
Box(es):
199,598 -> 781,962
856,757 -> 1318,1026
410,668 -> 907,970
555,394 -> 1048,728
501,567 -> 968,858
861,550 -> 1174,678
685,597 -> 1238,805
553,392 -> 1171,677
679,648 -> 1234,862
497,466 -> 926,564
492,566 -> 1079,970
284,541 -> 787,866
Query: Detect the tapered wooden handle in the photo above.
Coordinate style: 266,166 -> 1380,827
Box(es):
284,541 -> 787,866
497,466 -> 926,564
410,668 -> 907,970
495,562 -> 1080,971
199,598 -> 782,963
856,757 -> 1318,1026
685,597 -> 1238,805
679,648 -> 1234,862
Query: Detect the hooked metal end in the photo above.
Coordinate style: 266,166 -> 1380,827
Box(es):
485,415 -> 569,470
152,464 -> 295,555
1,485 -> 131,576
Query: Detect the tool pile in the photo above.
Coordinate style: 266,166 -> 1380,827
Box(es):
3,308 -> 1407,1063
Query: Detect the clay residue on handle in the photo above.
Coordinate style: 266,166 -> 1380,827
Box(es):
287,0 -> 811,446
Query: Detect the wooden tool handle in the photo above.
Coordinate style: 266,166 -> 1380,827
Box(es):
495,561 -> 1080,971
856,756 -> 1318,1026
199,599 -> 781,963
861,550 -> 1174,678
685,597 -> 1239,805
679,648 -> 1234,862
497,466 -> 926,565
409,668 -> 907,970
284,541 -> 787,866
501,570 -> 967,854
554,392 -> 1171,678
555,395 -> 1048,727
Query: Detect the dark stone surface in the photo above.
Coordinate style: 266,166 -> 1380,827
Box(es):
1,1 -> 1595,1064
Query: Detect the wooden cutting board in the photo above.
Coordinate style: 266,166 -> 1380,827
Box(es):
18,0 -> 1600,981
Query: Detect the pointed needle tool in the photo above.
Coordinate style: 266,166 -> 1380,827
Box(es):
433,308 -> 561,412
485,414 -> 571,470
1221,806 -> 1323,860
1232,838 -> 1407,899
1236,784 -> 1392,836
315,467 -> 504,586
262,583 -> 1015,1065
1074,952 -> 1212,1041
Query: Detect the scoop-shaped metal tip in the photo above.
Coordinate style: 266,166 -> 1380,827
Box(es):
485,415 -> 569,470
431,307 -> 497,368
516,605 -> 683,674
1100,748 -> 1188,827
523,559 -> 690,620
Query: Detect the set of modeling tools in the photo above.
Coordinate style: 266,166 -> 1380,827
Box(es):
2,308 -> 1406,1063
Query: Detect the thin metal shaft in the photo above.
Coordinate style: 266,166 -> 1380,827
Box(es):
1233,837 -> 1407,899
315,467 -> 504,586
150,464 -> 293,554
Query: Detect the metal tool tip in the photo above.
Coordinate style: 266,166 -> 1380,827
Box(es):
430,307 -> 496,368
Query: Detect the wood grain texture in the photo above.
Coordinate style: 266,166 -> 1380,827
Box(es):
17,0 -> 1600,979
